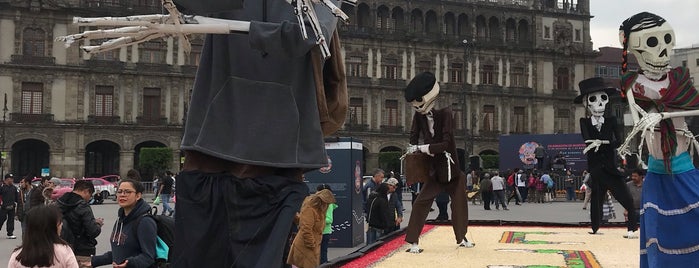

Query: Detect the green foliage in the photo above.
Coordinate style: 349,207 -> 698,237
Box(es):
378,151 -> 402,174
481,154 -> 499,169
139,148 -> 173,179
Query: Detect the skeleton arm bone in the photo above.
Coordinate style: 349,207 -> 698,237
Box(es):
583,139 -> 610,154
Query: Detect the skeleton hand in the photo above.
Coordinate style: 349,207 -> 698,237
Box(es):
617,103 -> 662,158
55,0 -> 356,58
406,145 -> 419,154
418,145 -> 432,156
583,139 -> 609,154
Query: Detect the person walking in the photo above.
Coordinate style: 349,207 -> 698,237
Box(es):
385,178 -> 404,232
365,183 -> 392,245
0,173 -> 19,239
491,171 -> 509,210
624,169 -> 644,224
362,169 -> 385,211
581,170 -> 592,209
8,205 -> 79,268
564,170 -> 576,201
287,189 -> 336,268
56,180 -> 104,268
479,173 -> 493,210
85,179 -> 157,268
156,172 -> 175,216
17,176 -> 34,233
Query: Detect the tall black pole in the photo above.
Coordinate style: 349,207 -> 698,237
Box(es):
462,39 -> 474,162
1,93 -> 7,179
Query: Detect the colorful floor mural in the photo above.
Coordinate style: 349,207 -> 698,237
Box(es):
342,225 -> 638,268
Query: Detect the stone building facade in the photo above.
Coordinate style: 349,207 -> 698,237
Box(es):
0,0 -> 596,177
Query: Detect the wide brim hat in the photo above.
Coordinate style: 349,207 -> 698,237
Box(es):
573,77 -> 618,104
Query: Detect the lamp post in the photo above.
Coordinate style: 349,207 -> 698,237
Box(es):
1,93 -> 7,179
461,39 -> 474,160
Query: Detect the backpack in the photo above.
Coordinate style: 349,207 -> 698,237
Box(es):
544,176 -> 554,188
135,206 -> 175,267
528,176 -> 536,188
60,206 -> 78,247
60,217 -> 76,246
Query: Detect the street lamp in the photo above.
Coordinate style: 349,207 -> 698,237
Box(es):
1,93 -> 7,179
461,39 -> 475,159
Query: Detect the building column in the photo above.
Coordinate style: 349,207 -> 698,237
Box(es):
119,150 -> 135,178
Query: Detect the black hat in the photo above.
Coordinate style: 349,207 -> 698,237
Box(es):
573,77 -> 618,104
404,72 -> 436,102
4,173 -> 13,179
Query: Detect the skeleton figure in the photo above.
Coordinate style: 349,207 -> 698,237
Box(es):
402,72 -> 473,253
574,77 -> 638,238
619,12 -> 699,267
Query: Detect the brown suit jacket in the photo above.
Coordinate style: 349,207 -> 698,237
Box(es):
409,107 -> 462,183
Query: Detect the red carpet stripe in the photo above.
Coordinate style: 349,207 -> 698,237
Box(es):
342,225 -> 436,268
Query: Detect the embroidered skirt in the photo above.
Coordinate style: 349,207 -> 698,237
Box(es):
641,152 -> 699,267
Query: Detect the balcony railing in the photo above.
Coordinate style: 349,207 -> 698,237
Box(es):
11,113 -> 54,123
346,76 -> 371,86
345,123 -> 368,132
136,116 -> 168,126
11,55 -> 55,65
136,63 -> 172,73
479,130 -> 501,137
380,125 -> 404,133
84,59 -> 125,70
88,115 -> 120,124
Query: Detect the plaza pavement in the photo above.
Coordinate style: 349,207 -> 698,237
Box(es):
0,193 -> 628,265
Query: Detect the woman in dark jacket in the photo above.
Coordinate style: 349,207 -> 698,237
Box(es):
85,179 -> 157,268
366,183 -> 392,244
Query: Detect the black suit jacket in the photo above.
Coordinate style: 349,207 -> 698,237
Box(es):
579,116 -> 624,177
409,108 -> 461,183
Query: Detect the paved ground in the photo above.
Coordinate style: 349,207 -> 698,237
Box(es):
0,193 -> 628,265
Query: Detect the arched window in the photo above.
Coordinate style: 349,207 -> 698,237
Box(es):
476,16 -> 487,40
411,9 -> 424,33
377,6 -> 390,31
506,19 -> 517,42
392,7 -> 405,32
488,17 -> 501,43
357,4 -> 371,29
458,14 -> 470,37
23,28 -> 45,56
444,13 -> 456,35
425,10 -> 438,34
518,20 -> 530,44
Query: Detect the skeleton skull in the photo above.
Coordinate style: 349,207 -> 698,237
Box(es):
585,91 -> 608,117
411,82 -> 440,114
621,21 -> 675,78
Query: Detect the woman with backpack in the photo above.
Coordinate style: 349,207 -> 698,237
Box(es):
8,205 -> 79,268
84,179 -> 157,268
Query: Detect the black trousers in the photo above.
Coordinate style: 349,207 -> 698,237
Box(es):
173,171 -> 308,268
481,191 -> 492,210
0,206 -> 15,236
589,169 -> 638,233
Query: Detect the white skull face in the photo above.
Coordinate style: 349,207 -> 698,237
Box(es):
585,91 -> 608,117
624,22 -> 675,78
411,82 -> 440,114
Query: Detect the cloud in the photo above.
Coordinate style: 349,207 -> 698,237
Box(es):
590,0 -> 699,49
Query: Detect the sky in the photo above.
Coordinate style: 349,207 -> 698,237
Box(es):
589,0 -> 699,50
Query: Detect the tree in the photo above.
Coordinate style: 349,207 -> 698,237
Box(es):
139,147 -> 173,180
378,151 -> 402,174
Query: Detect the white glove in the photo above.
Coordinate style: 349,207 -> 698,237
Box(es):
406,145 -> 419,154
418,145 -> 434,156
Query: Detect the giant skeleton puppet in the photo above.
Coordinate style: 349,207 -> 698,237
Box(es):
617,12 -> 699,267
574,77 -> 638,237
58,0 -> 355,267
402,72 -> 474,253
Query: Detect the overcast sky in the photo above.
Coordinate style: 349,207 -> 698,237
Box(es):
589,0 -> 699,50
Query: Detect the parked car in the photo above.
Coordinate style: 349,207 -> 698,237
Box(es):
30,177 -> 76,200
82,177 -> 117,204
